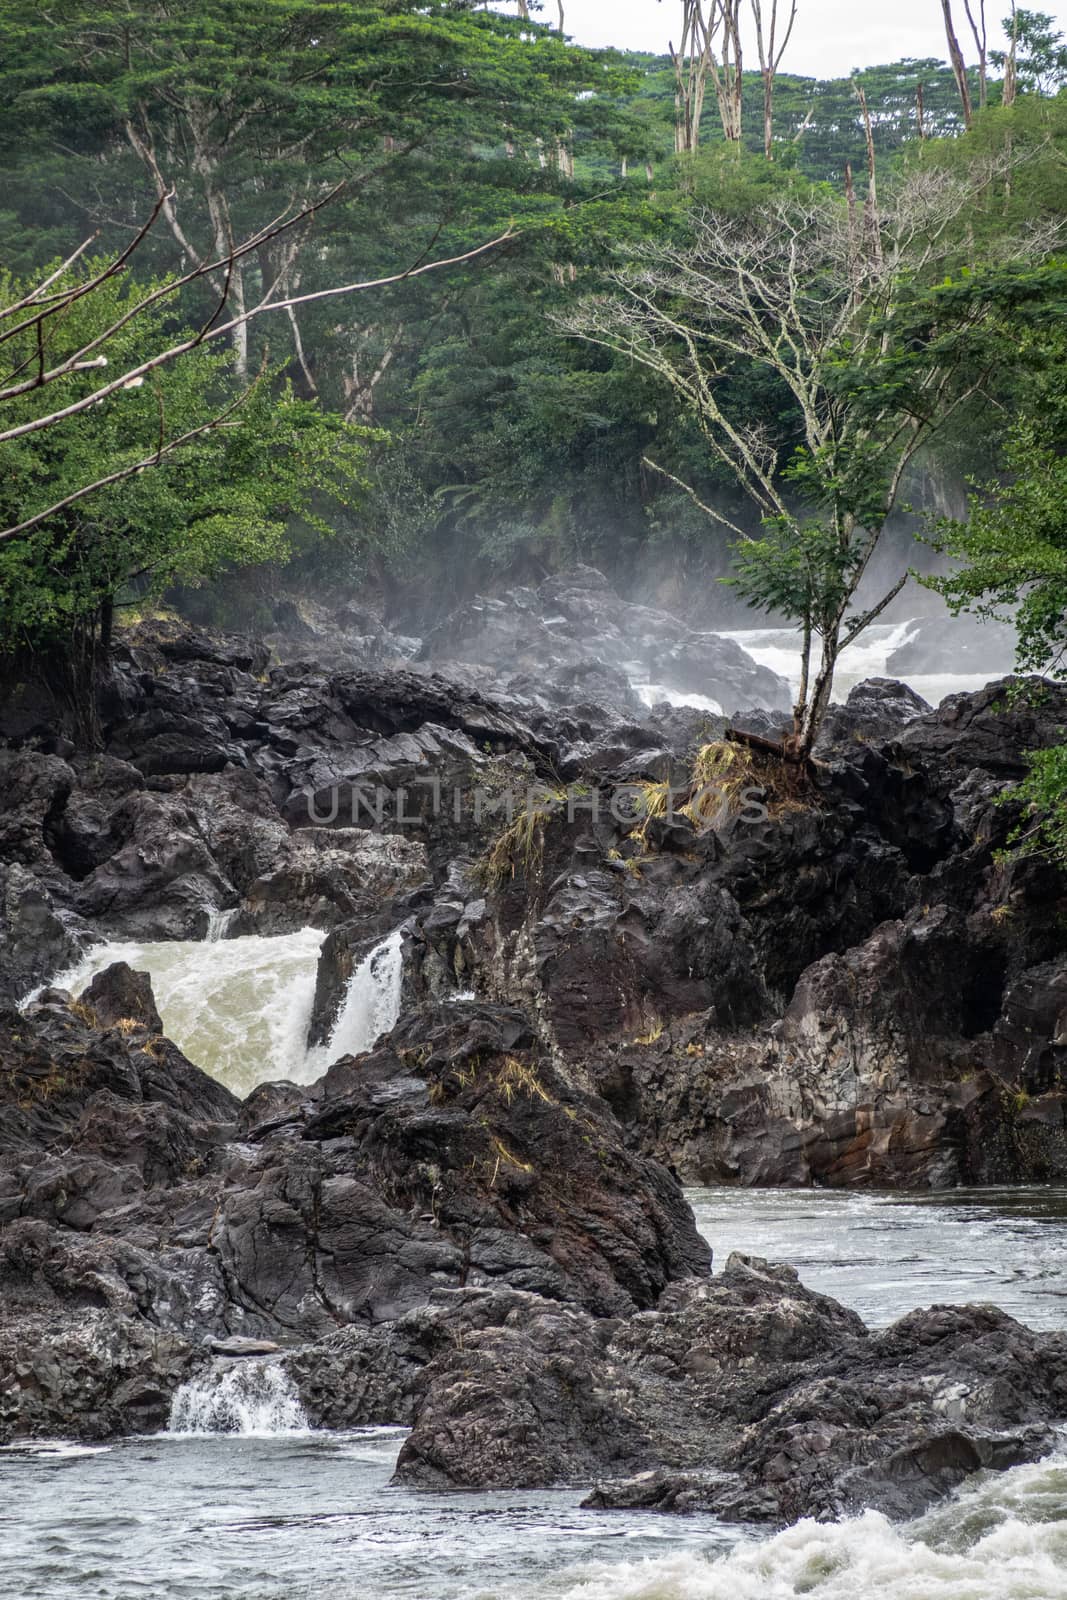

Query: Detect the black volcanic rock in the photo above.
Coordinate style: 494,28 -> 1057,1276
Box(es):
422,567 -> 792,712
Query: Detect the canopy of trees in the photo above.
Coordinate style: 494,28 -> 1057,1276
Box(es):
1,0 -> 1066,758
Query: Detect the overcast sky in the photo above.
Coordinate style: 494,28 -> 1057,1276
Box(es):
557,0 -> 1067,79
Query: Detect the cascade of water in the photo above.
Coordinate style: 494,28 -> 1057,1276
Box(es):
314,928 -> 405,1065
715,617 -> 1000,707
167,1359 -> 309,1436
29,927 -> 407,1096
205,907 -> 239,942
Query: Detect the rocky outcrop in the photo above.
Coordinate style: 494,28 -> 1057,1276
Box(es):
422,566 -> 792,713
0,973 -> 710,1439
2,615 -> 1067,1528
392,1255 -> 1067,1524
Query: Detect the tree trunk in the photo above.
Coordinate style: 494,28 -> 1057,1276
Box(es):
1002,2 -> 1019,107
941,1 -> 974,129
751,0 -> 798,160
798,641 -> 838,757
963,0 -> 988,108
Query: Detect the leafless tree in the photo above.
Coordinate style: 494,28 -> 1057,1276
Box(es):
664,1 -> 743,154
963,0 -> 990,108
709,0 -> 745,144
666,1 -> 716,154
1002,1 -> 1020,107
941,0 -> 975,128
750,0 -> 798,159
0,195 -> 515,546
558,164 -> 1023,754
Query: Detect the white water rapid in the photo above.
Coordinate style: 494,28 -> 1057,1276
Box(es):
168,1361 -> 308,1437
719,618 -> 995,708
38,925 -> 405,1097
546,1450 -> 1067,1600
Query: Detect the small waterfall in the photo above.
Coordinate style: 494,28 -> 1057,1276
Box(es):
317,928 -> 405,1063
205,907 -> 239,942
168,1360 -> 308,1436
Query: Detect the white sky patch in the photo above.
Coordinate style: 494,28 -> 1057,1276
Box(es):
546,0 -> 1067,80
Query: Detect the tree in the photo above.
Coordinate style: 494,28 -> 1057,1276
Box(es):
0,0 -> 609,388
991,8 -> 1067,95
0,270 -> 366,732
662,2 -> 744,153
942,0 -> 975,128
750,0 -> 799,159
709,1 -> 745,144
561,164 -> 1034,755
932,271 -> 1067,675
0,195 -> 515,733
964,0 -> 990,109
665,1 -> 717,153
930,278 -> 1067,866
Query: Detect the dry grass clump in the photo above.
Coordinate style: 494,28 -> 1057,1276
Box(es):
479,791 -> 565,889
494,1056 -> 554,1105
630,739 -> 810,848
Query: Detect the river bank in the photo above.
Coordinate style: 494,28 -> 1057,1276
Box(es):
1,571 -> 1065,1590
3,1186 -> 1066,1600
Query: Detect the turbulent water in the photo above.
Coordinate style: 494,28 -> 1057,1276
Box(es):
630,618 -> 997,717
38,927 -> 405,1097
168,1361 -> 310,1438
4,1186 -> 1066,1600
718,618 -> 995,708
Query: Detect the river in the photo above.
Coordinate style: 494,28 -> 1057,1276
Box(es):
634,618 -> 999,716
4,1185 -> 1066,1600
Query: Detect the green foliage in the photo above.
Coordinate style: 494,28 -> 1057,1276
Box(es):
1004,743 -> 1067,862
929,282 -> 1067,675
0,261 -> 373,656
991,9 -> 1067,95
1,1 -> 1066,623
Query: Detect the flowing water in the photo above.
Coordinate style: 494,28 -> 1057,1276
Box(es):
630,617 -> 1002,718
4,1185 -> 1066,1600
718,618 -> 998,709
34,927 -> 406,1098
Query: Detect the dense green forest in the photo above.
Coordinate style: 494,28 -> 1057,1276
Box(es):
1,0 -> 1066,753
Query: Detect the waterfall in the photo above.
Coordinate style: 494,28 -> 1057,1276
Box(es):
205,907 -> 239,942
31,927 -> 406,1097
317,928 -> 405,1064
168,1359 -> 308,1436
716,618 -> 998,708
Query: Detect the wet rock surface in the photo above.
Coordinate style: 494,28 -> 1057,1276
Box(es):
1,591 -> 1065,1522
391,1256 -> 1067,1524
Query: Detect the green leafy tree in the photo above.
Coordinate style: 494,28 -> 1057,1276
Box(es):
563,165 -> 1045,755
0,255 -> 374,732
992,9 -> 1067,96
0,0 -> 632,388
930,266 -> 1067,862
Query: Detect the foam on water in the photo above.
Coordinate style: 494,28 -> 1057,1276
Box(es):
306,927 -> 404,1072
635,684 -> 725,716
543,1454 -> 1067,1600
168,1360 -> 309,1437
718,619 -> 996,707
36,926 -> 405,1097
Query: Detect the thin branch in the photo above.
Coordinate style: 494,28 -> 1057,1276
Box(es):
0,375 -> 264,545
0,229 -> 518,449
